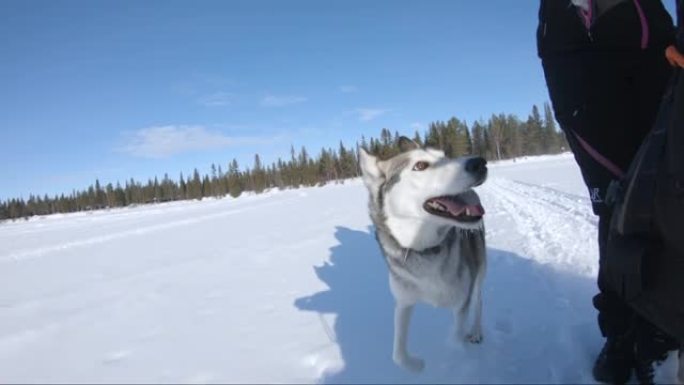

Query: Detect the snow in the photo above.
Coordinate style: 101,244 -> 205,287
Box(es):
0,153 -> 680,384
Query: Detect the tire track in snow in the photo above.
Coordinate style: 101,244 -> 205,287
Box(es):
477,176 -> 602,384
481,177 -> 599,276
505,180 -> 595,222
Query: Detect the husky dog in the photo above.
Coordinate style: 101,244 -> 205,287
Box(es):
358,136 -> 488,372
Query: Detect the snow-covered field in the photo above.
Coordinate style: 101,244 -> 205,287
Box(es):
0,153 -> 680,384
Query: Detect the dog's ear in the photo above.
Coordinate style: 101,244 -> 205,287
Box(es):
398,136 -> 419,152
358,148 -> 385,189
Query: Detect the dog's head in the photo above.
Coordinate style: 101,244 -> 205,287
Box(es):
359,136 -> 487,231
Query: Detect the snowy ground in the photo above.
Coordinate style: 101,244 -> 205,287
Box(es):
0,153 -> 680,384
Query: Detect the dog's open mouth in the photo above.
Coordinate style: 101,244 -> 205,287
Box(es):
423,194 -> 485,223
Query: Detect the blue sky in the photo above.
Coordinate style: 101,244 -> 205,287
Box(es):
2,1 -> 567,200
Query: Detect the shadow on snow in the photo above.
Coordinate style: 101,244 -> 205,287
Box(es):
294,226 -> 603,384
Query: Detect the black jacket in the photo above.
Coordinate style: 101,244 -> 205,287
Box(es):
607,71 -> 684,343
605,0 -> 684,342
538,0 -> 676,57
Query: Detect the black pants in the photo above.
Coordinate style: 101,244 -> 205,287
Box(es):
542,48 -> 672,340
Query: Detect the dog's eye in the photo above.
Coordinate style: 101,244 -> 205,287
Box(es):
412,161 -> 429,171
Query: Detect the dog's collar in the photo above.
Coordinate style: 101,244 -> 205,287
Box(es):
399,228 -> 457,263
402,244 -> 442,263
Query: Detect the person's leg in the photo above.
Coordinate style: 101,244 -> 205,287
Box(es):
542,52 -> 639,383
594,208 -> 638,337
561,128 -> 638,384
547,48 -> 674,383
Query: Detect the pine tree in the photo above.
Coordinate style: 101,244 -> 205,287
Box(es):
115,182 -> 126,206
504,114 -> 523,158
179,173 -> 187,200
471,121 -> 487,157
448,117 -> 472,157
425,122 -> 442,149
191,168 -> 202,200
253,154 -> 266,193
216,165 -> 225,196
488,114 -> 505,160
360,135 -> 369,151
94,179 -> 106,208
201,175 -> 211,198
228,159 -> 242,198
543,102 -> 561,153
105,183 -> 115,207
380,128 -> 392,148
463,124 -> 473,155
525,105 -> 544,155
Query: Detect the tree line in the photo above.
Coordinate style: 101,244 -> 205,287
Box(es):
1,103 -> 566,221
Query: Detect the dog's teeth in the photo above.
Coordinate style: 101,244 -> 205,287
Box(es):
428,201 -> 441,210
465,208 -> 471,216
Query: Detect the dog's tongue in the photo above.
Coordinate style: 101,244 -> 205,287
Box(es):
440,198 -> 485,217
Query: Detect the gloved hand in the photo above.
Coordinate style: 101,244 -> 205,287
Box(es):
666,45 -> 684,68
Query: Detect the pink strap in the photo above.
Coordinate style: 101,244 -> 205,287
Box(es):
580,0 -> 593,29
572,130 -> 626,178
633,0 -> 650,49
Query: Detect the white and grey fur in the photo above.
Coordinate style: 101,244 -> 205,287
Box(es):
359,137 -> 487,372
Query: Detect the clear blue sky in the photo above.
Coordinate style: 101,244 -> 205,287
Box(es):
1,1 -> 590,200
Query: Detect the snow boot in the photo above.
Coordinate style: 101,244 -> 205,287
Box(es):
633,320 -> 679,384
593,336 -> 635,384
634,356 -> 654,385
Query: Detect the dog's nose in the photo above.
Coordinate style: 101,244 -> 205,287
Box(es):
465,157 -> 487,174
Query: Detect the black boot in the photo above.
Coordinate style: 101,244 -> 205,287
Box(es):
633,318 -> 679,384
593,336 -> 635,384
633,356 -> 654,385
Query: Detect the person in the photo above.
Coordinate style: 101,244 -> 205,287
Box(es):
537,0 -> 682,383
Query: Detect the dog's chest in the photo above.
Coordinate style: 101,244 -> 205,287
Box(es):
391,247 -> 473,307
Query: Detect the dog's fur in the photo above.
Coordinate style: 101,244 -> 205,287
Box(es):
359,137 -> 488,372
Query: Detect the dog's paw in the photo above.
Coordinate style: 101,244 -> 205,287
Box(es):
466,332 -> 483,344
393,354 -> 425,372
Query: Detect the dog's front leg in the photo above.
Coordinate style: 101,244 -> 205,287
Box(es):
453,296 -> 482,344
393,303 -> 424,372
454,271 -> 484,344
466,285 -> 483,344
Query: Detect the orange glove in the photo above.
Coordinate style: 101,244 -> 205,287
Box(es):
665,45 -> 684,68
